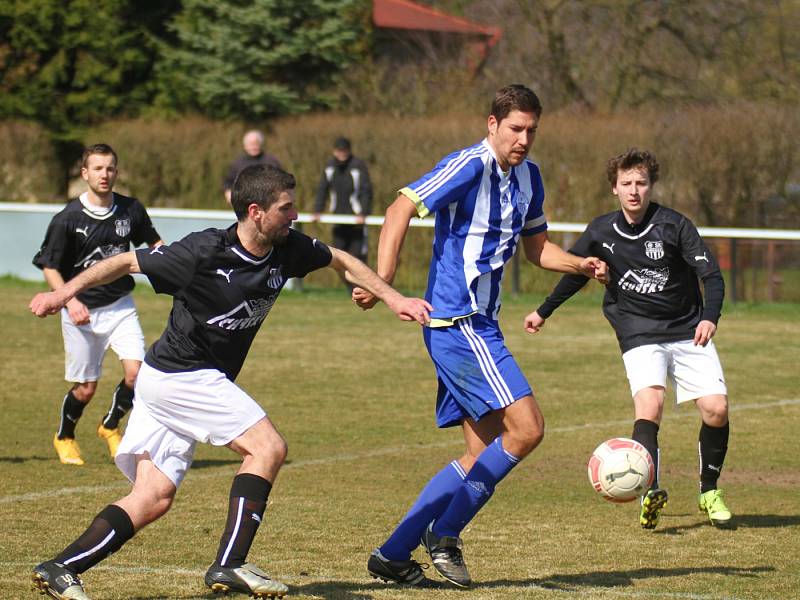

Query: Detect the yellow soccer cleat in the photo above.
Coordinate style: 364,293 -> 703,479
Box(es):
96,424 -> 122,458
699,488 -> 733,528
53,434 -> 84,466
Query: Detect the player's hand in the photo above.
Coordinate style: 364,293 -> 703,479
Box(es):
694,320 -> 716,346
579,257 -> 608,284
352,287 -> 379,310
385,296 -> 433,325
524,310 -> 546,334
66,298 -> 90,325
29,291 -> 68,319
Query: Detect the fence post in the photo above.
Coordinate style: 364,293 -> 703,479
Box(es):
729,238 -> 737,303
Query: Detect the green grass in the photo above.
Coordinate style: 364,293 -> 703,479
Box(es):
2,280 -> 799,599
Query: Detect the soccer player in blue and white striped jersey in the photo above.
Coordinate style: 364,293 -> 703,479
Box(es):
358,85 -> 608,588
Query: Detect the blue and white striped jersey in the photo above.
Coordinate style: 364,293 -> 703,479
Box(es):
400,139 -> 548,322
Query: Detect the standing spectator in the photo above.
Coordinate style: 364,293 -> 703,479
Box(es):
29,164 -> 431,600
312,137 -> 373,264
32,143 -> 163,466
223,130 -> 282,203
526,148 -> 732,531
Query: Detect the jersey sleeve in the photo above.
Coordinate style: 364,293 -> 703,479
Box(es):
284,230 -> 333,278
135,234 -> 200,295
677,217 -> 725,323
521,164 -> 547,236
399,149 -> 482,219
32,214 -> 68,272
130,201 -> 162,247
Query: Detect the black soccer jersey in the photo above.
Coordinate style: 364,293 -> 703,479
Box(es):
136,225 -> 332,381
537,202 -> 725,353
33,194 -> 161,309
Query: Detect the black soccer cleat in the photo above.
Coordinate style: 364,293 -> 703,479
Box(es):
31,560 -> 91,600
420,522 -> 471,588
640,488 -> 669,530
367,548 -> 427,586
205,562 -> 288,598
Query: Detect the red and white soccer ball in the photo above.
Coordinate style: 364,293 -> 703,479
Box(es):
588,437 -> 655,503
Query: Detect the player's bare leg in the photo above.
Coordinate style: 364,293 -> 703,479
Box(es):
632,386 -> 668,529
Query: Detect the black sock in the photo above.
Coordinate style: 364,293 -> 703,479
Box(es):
632,419 -> 660,489
102,379 -> 134,429
57,391 -> 86,439
215,474 -> 272,568
53,505 -> 135,574
699,421 -> 729,493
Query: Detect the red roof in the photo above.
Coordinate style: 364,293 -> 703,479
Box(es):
373,0 -> 501,41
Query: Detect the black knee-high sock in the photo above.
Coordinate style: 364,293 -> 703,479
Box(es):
632,419 -> 660,489
215,474 -> 272,568
102,379 -> 134,429
53,505 -> 135,574
699,421 -> 729,493
57,391 -> 86,439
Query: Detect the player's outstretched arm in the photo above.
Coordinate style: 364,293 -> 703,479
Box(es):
329,247 -> 431,325
352,194 -> 417,310
30,252 -> 141,318
523,233 -> 608,283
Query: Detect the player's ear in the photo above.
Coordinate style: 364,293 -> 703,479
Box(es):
487,114 -> 498,135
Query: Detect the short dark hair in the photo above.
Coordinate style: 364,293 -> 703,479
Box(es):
333,137 -> 351,151
606,148 -> 660,186
82,144 -> 117,168
231,164 -> 296,220
490,84 -> 543,122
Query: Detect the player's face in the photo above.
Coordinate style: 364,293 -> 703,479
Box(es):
81,153 -> 117,196
613,166 -> 652,223
254,190 -> 298,246
487,109 -> 538,171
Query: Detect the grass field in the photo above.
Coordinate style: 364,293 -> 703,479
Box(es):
1,278 -> 799,600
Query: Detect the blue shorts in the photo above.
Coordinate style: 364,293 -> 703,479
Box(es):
423,314 -> 532,428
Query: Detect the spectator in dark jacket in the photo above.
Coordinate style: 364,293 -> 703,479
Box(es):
312,137 -> 373,263
223,130 -> 282,203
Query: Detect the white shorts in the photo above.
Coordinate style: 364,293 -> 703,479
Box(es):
622,339 -> 727,404
61,294 -> 145,383
115,362 -> 266,487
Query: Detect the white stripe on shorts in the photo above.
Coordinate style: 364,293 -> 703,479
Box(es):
459,317 -> 515,407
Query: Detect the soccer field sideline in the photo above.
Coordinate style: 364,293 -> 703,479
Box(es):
4,397 -> 797,507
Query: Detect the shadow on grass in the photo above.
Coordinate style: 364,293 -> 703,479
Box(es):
492,565 -> 775,592
0,455 -> 51,463
657,513 -> 800,534
126,566 -> 776,600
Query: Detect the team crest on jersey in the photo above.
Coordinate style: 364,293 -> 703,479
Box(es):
644,240 -> 664,260
115,218 -> 131,237
266,266 -> 284,289
515,191 -> 531,217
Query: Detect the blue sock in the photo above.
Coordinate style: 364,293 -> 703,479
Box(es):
379,460 -> 466,560
433,436 -> 520,538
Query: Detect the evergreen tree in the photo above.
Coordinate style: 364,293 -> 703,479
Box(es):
157,0 -> 367,119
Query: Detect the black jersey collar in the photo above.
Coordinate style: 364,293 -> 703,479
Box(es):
614,202 -> 660,240
226,223 -> 274,265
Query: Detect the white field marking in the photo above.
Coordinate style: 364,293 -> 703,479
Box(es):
3,398 -> 798,506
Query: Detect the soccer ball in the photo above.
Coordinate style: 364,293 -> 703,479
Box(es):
587,437 -> 654,503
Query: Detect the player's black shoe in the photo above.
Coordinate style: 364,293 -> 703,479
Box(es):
367,548 -> 427,586
420,522 -> 471,588
31,560 -> 90,600
205,562 -> 288,598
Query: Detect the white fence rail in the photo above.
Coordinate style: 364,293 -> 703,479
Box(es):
3,203 -> 799,300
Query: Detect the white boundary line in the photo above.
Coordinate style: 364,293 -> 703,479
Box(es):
2,398 -> 797,506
